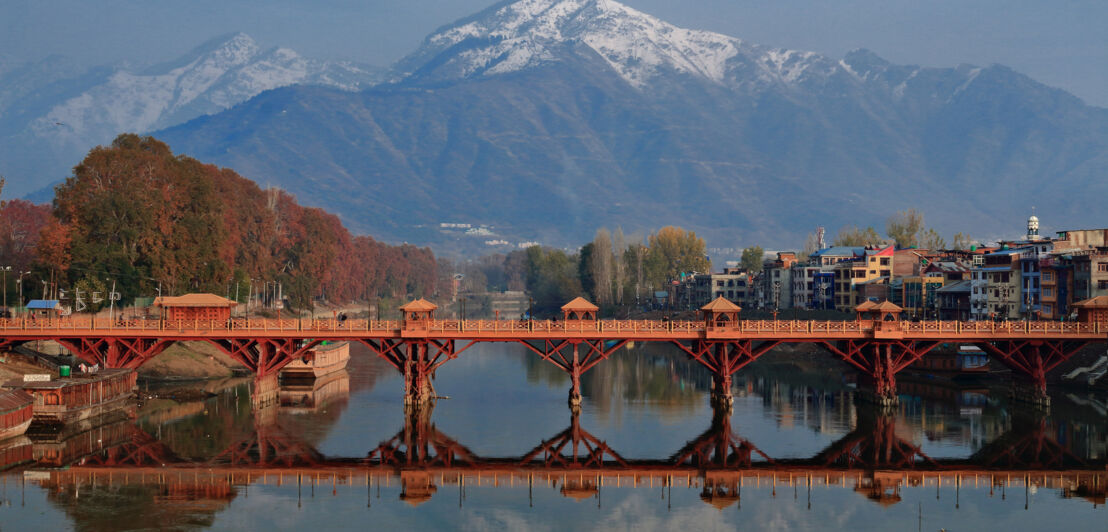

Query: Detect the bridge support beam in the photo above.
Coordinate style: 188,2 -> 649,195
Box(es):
819,340 -> 939,407
57,337 -> 175,369
208,338 -> 322,379
519,339 -> 628,412
361,339 -> 474,408
976,340 -> 1090,408
673,340 -> 780,410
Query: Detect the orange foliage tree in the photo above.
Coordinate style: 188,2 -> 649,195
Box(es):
44,134 -> 437,310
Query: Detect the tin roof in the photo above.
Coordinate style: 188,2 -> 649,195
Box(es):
26,300 -> 61,310
8,369 -> 133,390
399,298 -> 438,312
561,297 -> 599,312
0,389 -> 33,414
154,294 -> 237,308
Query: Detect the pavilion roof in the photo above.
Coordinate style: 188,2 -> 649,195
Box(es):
871,300 -> 903,312
399,298 -> 438,312
153,294 -> 237,308
1073,296 -> 1108,309
561,297 -> 599,312
855,300 -> 877,312
700,296 -> 741,312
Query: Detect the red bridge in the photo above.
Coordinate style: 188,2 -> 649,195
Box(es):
2,296 -> 1106,408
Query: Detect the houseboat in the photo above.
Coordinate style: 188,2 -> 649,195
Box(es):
0,389 -> 34,440
6,369 -> 136,427
907,345 -> 990,380
280,341 -> 350,379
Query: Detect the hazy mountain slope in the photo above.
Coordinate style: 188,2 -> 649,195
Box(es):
0,34 -> 382,198
156,0 -> 1108,249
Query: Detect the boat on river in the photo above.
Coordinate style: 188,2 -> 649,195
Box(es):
281,341 -> 350,379
4,369 -> 136,427
0,389 -> 34,440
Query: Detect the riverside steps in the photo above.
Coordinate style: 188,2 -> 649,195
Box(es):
1,296 -> 1105,410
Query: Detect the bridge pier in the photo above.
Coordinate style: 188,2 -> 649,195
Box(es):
519,339 -> 627,412
976,340 -> 1091,409
820,340 -> 939,408
674,340 -> 780,411
361,339 -> 471,408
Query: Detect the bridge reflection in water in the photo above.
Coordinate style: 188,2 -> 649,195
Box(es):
16,402 -> 1107,515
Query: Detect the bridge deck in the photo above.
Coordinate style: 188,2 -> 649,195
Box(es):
1,317 -> 1103,342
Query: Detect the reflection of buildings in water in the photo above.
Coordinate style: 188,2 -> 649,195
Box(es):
739,374 -> 857,440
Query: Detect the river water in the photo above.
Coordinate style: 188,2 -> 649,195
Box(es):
1,341 -> 1106,531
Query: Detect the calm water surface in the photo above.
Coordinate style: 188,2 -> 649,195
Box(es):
1,341 -> 1106,531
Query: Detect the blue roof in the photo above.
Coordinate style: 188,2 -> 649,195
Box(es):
26,300 -> 60,309
810,246 -> 864,258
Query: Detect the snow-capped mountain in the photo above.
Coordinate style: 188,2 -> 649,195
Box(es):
394,0 -> 840,89
31,33 -> 379,146
0,33 -> 382,198
155,0 -> 1108,250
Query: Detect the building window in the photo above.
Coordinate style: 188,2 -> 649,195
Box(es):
1099,263 -> 1108,272
1099,280 -> 1108,290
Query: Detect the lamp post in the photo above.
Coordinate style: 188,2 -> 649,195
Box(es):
16,271 -> 28,316
1,266 -> 9,315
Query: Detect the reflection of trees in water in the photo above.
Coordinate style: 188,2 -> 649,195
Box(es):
46,483 -> 229,531
521,341 -> 708,416
137,383 -> 256,462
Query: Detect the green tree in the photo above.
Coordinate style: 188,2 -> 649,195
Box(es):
740,245 -> 765,273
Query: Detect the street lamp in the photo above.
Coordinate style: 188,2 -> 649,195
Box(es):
1,266 -> 10,315
15,271 -> 29,316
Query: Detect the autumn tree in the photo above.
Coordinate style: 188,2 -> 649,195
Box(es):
646,226 -> 709,286
920,228 -> 946,251
886,209 -> 924,248
833,225 -> 884,247
951,232 -> 974,250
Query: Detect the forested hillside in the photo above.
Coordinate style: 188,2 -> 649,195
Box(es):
0,134 -> 437,311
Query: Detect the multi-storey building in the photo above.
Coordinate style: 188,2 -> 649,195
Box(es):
969,267 -> 990,321
831,246 -> 894,312
982,249 -> 1022,320
936,280 -> 972,320
758,252 -> 797,310
1072,248 -> 1108,302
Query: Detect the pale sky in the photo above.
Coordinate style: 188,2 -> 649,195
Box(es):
2,0 -> 1106,107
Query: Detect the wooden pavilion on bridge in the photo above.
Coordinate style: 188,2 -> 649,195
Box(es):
153,294 -> 237,321
1073,296 -> 1108,323
855,300 -> 903,322
561,297 -> 598,321
701,296 -> 741,329
399,298 -> 438,330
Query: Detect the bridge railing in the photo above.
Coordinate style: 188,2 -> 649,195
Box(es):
0,316 -> 1100,337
